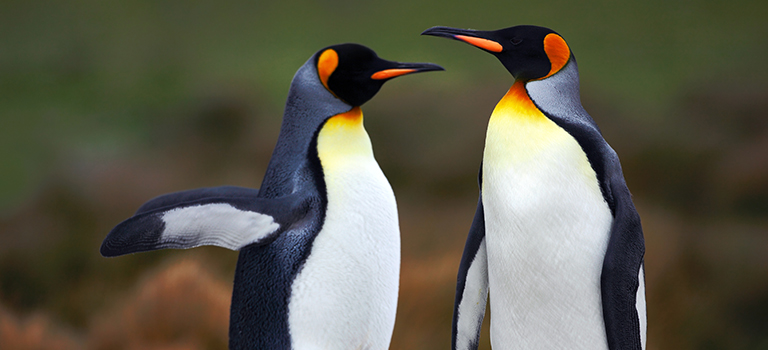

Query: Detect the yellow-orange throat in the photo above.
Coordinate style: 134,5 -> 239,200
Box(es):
316,107 -> 374,167
484,81 -> 584,168
492,81 -> 545,118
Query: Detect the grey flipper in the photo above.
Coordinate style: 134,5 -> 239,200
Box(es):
600,167 -> 645,350
527,58 -> 646,350
452,194 -> 489,350
100,186 -> 307,257
133,186 -> 260,215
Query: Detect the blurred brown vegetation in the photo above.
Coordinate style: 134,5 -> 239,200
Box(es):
1,258 -> 231,350
88,259 -> 230,350
2,0 -> 768,349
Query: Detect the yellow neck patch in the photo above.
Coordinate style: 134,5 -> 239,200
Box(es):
316,107 -> 374,168
492,81 -> 543,118
485,82 -> 572,166
541,33 -> 570,79
317,49 -> 339,91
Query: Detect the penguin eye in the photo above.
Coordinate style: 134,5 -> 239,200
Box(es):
510,38 -> 522,45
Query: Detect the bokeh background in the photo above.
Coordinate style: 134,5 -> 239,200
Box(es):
1,0 -> 767,349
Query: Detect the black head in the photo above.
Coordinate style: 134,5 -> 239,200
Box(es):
314,43 -> 444,106
422,25 -> 572,82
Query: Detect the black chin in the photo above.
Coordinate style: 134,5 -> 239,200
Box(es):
328,77 -> 384,106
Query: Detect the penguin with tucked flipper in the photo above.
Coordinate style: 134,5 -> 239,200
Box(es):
422,26 -> 646,350
100,43 -> 443,350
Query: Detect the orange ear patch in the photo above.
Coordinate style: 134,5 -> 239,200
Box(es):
542,33 -> 570,78
455,35 -> 503,53
317,49 -> 339,90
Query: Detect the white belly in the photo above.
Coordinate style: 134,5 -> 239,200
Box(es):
288,109 -> 400,350
482,88 -> 613,349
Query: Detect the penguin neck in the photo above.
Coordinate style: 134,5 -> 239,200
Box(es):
492,80 -> 543,120
258,59 -> 351,199
484,81 -> 558,167
316,107 -> 374,163
524,58 -> 599,131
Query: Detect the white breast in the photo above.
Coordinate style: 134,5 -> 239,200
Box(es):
482,87 -> 612,349
288,109 -> 400,350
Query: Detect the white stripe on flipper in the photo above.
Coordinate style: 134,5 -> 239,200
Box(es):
637,265 -> 647,349
456,238 -> 488,350
161,203 -> 279,251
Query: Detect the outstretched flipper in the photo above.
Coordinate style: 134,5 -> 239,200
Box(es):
100,186 -> 307,257
601,169 -> 647,350
452,195 -> 489,350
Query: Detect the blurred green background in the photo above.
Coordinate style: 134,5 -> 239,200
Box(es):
1,0 -> 767,349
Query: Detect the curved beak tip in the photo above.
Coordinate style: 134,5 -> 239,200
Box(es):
426,64 -> 446,72
421,26 -> 455,38
421,26 -> 503,53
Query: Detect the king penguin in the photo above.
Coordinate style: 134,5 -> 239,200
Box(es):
100,43 -> 443,349
422,26 -> 646,350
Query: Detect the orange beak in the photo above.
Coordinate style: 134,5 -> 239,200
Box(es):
454,35 -> 503,52
370,62 -> 443,81
371,68 -> 418,80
